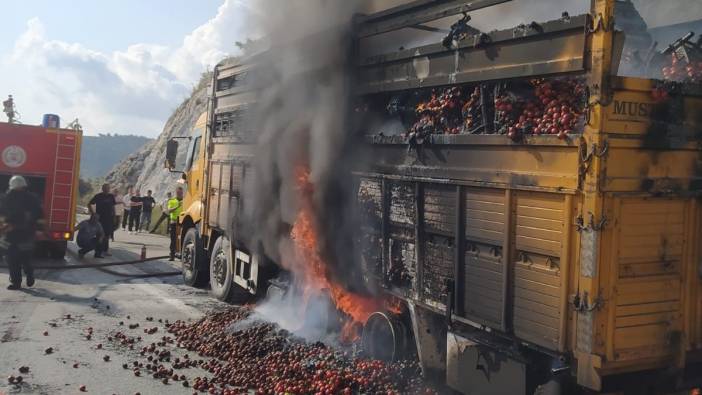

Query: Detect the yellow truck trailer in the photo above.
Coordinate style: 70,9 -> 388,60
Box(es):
166,1 -> 702,393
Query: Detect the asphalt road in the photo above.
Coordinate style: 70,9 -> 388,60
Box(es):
0,228 -> 228,395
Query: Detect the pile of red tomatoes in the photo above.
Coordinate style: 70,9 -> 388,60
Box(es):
406,78 -> 586,140
662,53 -> 702,82
497,78 -> 586,140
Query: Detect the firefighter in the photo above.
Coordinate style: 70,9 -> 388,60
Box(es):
0,175 -> 43,290
167,187 -> 183,261
3,95 -> 16,123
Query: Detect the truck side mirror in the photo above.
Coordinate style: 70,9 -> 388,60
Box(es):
165,139 -> 178,170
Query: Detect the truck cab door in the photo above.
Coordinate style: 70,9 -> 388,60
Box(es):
182,131 -> 205,223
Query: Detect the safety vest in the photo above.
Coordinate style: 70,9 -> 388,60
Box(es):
168,198 -> 182,222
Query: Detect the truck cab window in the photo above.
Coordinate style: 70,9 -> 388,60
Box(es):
184,136 -> 201,172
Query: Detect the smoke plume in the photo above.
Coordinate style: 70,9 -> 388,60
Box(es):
239,0 -> 372,336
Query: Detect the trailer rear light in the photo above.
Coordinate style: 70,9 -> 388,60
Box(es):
50,232 -> 71,240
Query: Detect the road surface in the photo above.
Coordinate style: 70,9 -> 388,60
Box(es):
0,228 -> 227,395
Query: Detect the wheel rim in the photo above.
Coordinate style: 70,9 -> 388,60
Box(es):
212,249 -> 228,287
362,312 -> 405,362
182,239 -> 195,274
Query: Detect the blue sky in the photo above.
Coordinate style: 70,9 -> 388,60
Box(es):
1,1 -> 222,54
0,0 -> 254,137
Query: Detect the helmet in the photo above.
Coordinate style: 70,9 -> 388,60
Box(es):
9,175 -> 27,190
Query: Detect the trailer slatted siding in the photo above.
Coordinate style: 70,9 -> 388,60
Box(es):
463,188 -> 506,329
422,184 -> 456,308
512,191 -> 565,350
389,181 -> 417,296
358,178 -> 383,278
208,161 -> 245,230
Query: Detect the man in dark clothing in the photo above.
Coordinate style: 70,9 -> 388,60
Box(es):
88,183 -> 116,255
0,175 -> 43,290
75,214 -> 105,259
139,190 -> 156,232
128,190 -> 143,233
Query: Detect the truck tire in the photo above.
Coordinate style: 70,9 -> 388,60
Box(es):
209,236 -> 249,303
181,228 -> 208,287
49,241 -> 67,260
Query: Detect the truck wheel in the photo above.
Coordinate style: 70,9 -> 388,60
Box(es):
209,236 -> 249,303
49,241 -> 67,260
181,228 -> 208,287
362,312 -> 410,361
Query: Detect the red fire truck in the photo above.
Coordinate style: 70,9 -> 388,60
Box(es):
0,121 -> 82,259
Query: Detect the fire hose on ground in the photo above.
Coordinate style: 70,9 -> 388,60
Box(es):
0,255 -> 183,278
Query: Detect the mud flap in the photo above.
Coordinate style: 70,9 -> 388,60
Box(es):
446,332 -> 528,395
408,303 -> 446,379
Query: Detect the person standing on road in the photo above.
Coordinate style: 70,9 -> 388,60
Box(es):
0,176 -> 43,290
75,214 -> 105,259
150,192 -> 172,233
168,187 -> 184,261
121,188 -> 132,230
88,183 -> 116,256
139,190 -> 156,233
113,188 -> 124,239
128,189 -> 143,233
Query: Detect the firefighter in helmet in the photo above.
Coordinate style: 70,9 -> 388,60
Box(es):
0,175 -> 43,290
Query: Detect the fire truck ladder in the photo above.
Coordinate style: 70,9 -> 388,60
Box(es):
49,136 -> 77,229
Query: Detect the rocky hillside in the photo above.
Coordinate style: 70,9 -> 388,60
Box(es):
105,74 -> 209,200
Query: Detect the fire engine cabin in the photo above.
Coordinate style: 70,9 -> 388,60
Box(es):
0,122 -> 81,259
352,0 -> 702,394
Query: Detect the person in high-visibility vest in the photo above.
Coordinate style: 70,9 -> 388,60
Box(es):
167,187 -> 183,261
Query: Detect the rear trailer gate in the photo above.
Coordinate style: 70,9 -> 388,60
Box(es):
607,197 -> 691,362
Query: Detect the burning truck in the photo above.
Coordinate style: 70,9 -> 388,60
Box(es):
164,1 -> 702,394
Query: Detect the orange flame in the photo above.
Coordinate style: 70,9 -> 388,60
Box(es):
385,296 -> 404,315
290,166 -> 381,342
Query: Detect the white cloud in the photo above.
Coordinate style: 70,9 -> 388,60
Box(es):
0,0 -> 254,137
